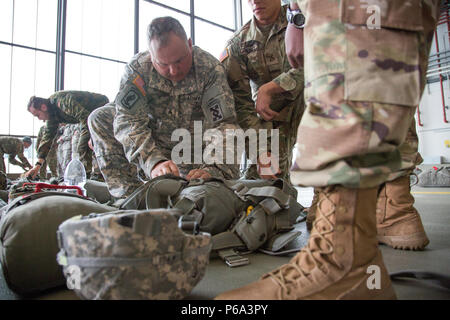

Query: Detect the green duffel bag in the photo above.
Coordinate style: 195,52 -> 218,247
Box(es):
0,192 -> 116,295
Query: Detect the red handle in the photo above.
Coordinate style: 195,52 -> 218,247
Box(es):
23,183 -> 84,196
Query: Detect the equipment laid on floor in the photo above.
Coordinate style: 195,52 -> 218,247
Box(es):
0,188 -> 116,295
57,209 -> 211,300
120,175 -> 304,267
418,166 -> 450,187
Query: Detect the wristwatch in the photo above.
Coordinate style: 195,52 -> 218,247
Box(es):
287,7 -> 306,29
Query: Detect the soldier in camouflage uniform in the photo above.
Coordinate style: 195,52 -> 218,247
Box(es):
36,125 -> 59,179
25,91 -> 109,179
0,136 -> 32,174
221,0 -> 304,180
89,17 -> 240,198
217,0 -> 441,300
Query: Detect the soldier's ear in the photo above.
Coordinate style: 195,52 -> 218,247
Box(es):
41,104 -> 48,112
187,38 -> 193,50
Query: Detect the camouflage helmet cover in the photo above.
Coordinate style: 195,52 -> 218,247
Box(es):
57,209 -> 211,300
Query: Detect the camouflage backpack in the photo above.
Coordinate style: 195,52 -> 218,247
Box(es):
56,209 -> 211,300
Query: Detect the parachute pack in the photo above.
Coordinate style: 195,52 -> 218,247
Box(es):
119,175 -> 304,267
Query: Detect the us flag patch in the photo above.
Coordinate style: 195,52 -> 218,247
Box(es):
132,75 -> 146,97
219,48 -> 229,63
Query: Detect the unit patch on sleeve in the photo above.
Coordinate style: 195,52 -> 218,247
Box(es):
120,88 -> 140,110
209,100 -> 224,122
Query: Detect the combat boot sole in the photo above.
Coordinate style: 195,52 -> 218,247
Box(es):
377,231 -> 429,250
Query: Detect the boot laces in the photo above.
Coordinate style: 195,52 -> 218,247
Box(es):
267,189 -> 336,295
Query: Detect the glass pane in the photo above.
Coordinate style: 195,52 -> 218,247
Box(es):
99,0 -> 134,62
36,0 -> 58,51
11,0 -> 57,51
9,47 -> 55,137
66,0 -> 134,62
152,0 -> 190,13
0,0 -> 13,42
65,53 -> 125,102
194,0 -> 234,29
12,0 -> 38,47
0,45 -> 12,135
241,0 -> 253,25
139,1 -> 191,52
195,19 -> 233,59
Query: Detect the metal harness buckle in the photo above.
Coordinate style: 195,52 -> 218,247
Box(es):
218,249 -> 250,268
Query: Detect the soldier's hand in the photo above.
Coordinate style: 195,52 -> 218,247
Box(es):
186,169 -> 212,180
25,166 -> 41,179
151,160 -> 180,178
257,152 -> 281,180
256,82 -> 281,121
285,22 -> 304,69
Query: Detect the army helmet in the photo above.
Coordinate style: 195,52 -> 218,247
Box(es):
57,209 -> 211,300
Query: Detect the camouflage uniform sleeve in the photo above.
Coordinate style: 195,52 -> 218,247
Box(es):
272,67 -> 304,101
36,126 -> 44,152
113,64 -> 168,178
221,40 -> 272,157
37,120 -> 58,159
198,63 -> 241,180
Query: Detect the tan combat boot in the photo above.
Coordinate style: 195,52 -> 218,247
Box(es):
305,187 -> 319,231
376,175 -> 429,250
215,186 -> 396,300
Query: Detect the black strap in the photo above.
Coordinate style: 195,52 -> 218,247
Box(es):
390,270 -> 450,290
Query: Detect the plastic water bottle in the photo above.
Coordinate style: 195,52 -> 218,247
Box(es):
64,154 -> 86,195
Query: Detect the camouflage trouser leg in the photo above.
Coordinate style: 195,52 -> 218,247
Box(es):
59,148 -> 72,176
0,154 -> 6,176
386,117 -> 423,182
77,133 -> 93,175
47,144 -> 58,177
291,0 -> 441,188
88,104 -> 142,198
39,160 -> 48,180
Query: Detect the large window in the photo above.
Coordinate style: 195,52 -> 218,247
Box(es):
0,0 -> 254,173
0,0 -> 57,173
64,0 -> 134,101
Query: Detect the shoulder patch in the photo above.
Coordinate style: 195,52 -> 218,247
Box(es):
219,48 -> 229,63
120,88 -> 140,110
208,100 -> 224,123
132,75 -> 146,97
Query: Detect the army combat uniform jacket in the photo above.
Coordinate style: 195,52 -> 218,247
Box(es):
114,46 -> 241,179
221,5 -> 305,179
0,136 -> 32,172
37,91 -> 109,172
